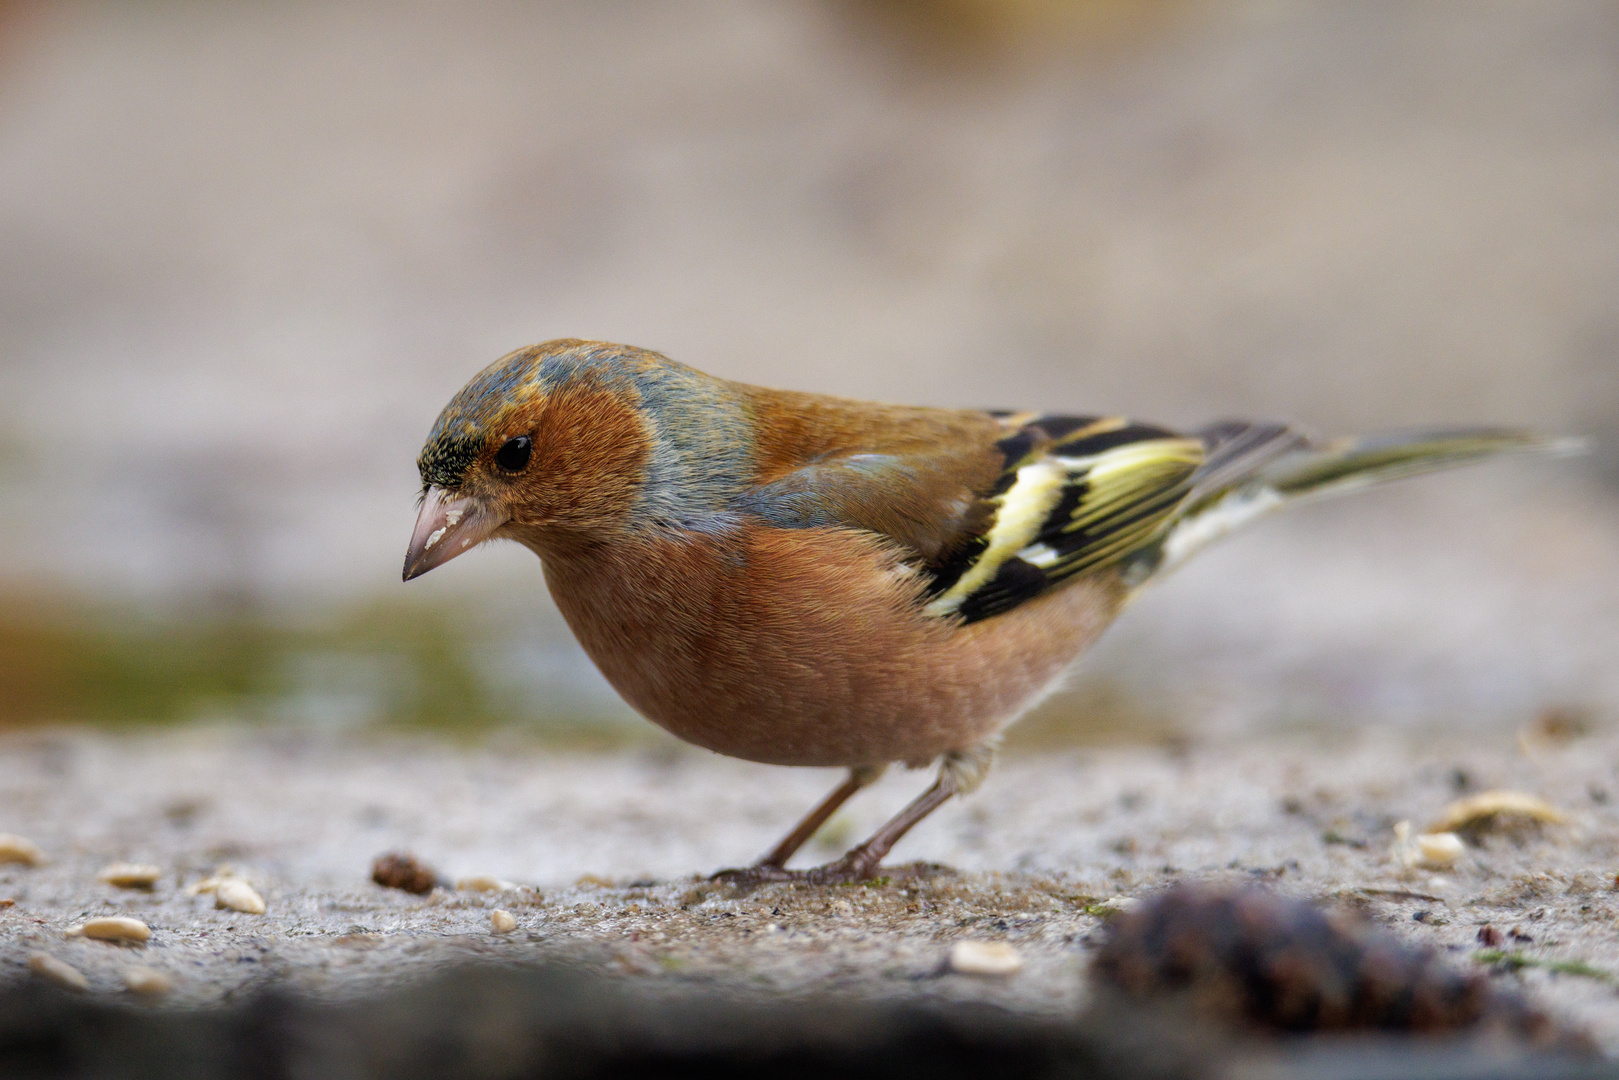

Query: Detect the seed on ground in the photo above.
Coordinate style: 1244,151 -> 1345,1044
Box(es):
948,940 -> 1022,977
71,916 -> 152,943
490,909 -> 518,933
214,878 -> 266,914
98,863 -> 163,889
1430,790 -> 1566,834
1416,831 -> 1466,868
0,834 -> 44,866
28,953 -> 88,991
457,875 -> 516,893
123,966 -> 172,996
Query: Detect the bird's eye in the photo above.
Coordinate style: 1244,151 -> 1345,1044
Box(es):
495,435 -> 533,473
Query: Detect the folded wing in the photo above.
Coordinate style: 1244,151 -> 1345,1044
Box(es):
922,416 -> 1204,622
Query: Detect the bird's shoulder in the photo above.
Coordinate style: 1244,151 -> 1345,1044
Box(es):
729,386 -> 1004,563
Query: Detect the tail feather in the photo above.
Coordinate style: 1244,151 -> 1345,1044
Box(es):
1149,424 -> 1585,579
1186,420 -> 1310,505
1262,428 -> 1580,497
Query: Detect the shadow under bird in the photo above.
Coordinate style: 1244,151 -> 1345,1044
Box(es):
404,339 -> 1580,883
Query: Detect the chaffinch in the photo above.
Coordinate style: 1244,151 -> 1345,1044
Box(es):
404,339 -> 1572,883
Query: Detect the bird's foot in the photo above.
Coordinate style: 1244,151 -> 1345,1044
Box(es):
707,863 -> 802,886
799,851 -> 883,885
709,850 -> 885,888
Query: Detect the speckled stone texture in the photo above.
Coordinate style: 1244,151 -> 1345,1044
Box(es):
0,724 -> 1616,1061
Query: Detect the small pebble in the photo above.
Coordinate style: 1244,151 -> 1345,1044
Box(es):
371,851 -> 439,895
456,875 -> 517,893
28,953 -> 88,992
70,916 -> 151,944
98,863 -> 163,889
948,940 -> 1022,977
489,909 -> 518,933
123,966 -> 172,996
0,834 -> 45,866
214,878 -> 266,915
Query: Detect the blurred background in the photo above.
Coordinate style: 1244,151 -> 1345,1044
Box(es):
0,0 -> 1615,745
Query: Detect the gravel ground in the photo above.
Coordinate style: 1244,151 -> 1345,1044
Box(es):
2,723 -> 1617,1053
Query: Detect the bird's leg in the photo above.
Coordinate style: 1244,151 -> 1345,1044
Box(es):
710,764 -> 884,883
803,778 -> 953,884
805,741 -> 998,885
758,764 -> 886,869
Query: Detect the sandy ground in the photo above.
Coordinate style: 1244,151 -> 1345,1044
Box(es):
1,723 -> 1616,1052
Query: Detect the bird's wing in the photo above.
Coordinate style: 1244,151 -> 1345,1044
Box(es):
920,415 -> 1204,622
735,407 -> 1207,624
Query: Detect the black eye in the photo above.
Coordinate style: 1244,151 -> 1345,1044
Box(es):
495,435 -> 532,473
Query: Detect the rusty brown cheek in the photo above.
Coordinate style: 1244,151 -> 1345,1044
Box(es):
518,385 -> 652,531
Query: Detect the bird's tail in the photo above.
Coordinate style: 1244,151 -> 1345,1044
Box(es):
1144,422 -> 1586,580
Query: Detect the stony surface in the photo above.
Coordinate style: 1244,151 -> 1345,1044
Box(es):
0,724 -> 1616,1054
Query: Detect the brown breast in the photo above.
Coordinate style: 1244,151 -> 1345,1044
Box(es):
539,523 -> 1124,768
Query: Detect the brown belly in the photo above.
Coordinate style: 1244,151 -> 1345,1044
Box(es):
538,525 -> 1124,768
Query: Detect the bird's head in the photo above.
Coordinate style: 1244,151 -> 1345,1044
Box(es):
403,339 -> 750,580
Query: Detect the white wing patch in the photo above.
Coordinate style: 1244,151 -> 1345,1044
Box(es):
1019,542 -> 1060,568
1157,484 -> 1285,573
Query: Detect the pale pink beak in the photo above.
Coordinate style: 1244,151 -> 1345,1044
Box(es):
402,486 -> 507,581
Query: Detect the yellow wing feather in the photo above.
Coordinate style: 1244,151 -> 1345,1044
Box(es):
923,421 -> 1203,622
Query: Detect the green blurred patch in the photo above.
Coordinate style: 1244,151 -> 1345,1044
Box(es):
0,589 -> 1178,751
1474,949 -> 1617,985
0,592 -> 643,744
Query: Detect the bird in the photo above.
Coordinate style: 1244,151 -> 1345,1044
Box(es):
404,338 -> 1578,884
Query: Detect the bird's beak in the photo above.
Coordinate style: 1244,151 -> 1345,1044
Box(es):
402,486 -> 507,581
